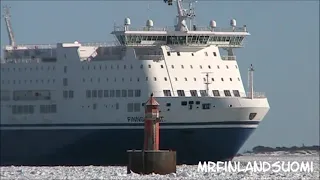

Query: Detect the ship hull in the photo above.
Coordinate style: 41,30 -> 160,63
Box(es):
0,123 -> 256,166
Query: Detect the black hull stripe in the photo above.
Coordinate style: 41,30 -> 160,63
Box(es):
0,121 -> 260,127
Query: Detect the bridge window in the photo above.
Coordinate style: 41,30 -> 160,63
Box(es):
190,90 -> 198,97
135,90 -> 141,97
177,90 -> 185,96
181,101 -> 187,106
200,90 -> 208,97
116,90 -> 121,97
98,90 -> 103,98
104,90 -> 109,97
122,90 -> 127,97
224,90 -> 232,97
212,90 -> 220,97
110,90 -> 115,97
233,90 -> 240,97
163,90 -> 172,97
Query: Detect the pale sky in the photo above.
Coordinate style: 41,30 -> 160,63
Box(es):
1,0 -> 319,152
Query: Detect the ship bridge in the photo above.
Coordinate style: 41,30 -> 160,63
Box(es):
112,22 -> 250,48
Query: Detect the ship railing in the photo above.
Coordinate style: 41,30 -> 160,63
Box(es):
114,25 -> 247,32
3,41 -> 121,50
244,92 -> 266,98
148,91 -> 266,99
221,56 -> 236,61
1,58 -> 41,64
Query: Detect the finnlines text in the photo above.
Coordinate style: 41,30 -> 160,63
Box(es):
127,117 -> 165,122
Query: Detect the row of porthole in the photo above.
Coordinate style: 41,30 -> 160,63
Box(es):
81,64 -> 238,70
1,66 -> 56,72
1,79 -> 56,85
82,77 -> 241,83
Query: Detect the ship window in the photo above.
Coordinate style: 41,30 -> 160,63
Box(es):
164,77 -> 168,81
154,77 -> 157,81
184,78 -> 187,81
194,78 -> 196,81
224,90 -> 232,97
63,91 -> 68,98
161,65 -> 164,68
190,65 -> 193,69
63,78 -> 68,86
116,103 -> 119,110
146,77 -> 148,81
230,78 -> 232,81
204,52 -> 208,56
124,65 -> 127,69
110,90 -> 115,97
191,53 -> 194,56
233,90 -> 240,97
122,78 -> 124,82
196,101 -> 200,105
69,90 -> 74,98
64,66 -> 67,73
163,90 -> 172,97
86,90 -> 91,98
140,65 -> 143,69
213,52 -> 217,56
212,90 -> 220,96
104,90 -> 109,97
217,65 -> 220,69
189,101 -> 194,105
177,52 -> 181,56
177,90 -> 185,96
134,103 -> 140,112
135,89 -> 141,97
181,101 -> 187,106
235,65 -> 238,69
98,90 -> 103,98
226,65 -> 229,69
200,65 -> 202,69
221,78 -> 224,81
238,77 -> 240,81
200,90 -> 208,96
128,90 -> 134,97
166,103 -> 171,107
127,103 -> 133,112
202,103 -> 211,110
181,65 -> 184,69
190,90 -> 198,97
167,52 -> 171,56
137,78 -> 140,82
116,90 -> 121,97
148,65 -> 151,68
175,77 -> 178,81
122,90 -> 127,97
171,65 -> 174,69
93,90 -> 97,98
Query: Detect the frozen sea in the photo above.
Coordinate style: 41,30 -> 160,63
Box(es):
1,151 -> 319,180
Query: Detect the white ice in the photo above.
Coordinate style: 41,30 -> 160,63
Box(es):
1,152 -> 319,180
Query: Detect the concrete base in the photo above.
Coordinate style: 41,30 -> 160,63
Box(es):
127,150 -> 176,175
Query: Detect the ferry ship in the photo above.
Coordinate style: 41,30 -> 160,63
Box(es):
0,0 -> 270,165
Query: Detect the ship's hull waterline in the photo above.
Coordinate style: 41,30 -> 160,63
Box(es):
0,122 -> 257,166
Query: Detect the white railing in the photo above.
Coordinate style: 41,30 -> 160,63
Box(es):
221,56 -> 236,61
245,92 -> 266,98
1,58 -> 41,64
3,41 -> 121,50
114,25 -> 247,33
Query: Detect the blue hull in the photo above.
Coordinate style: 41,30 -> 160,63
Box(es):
0,127 -> 255,166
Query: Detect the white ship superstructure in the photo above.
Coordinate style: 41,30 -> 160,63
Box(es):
0,0 -> 270,165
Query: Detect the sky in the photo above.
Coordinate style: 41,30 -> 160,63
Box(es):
0,0 -> 319,152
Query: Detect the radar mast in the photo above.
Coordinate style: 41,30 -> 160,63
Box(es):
164,0 -> 197,31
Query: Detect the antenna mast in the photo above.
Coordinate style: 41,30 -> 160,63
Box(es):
248,64 -> 254,99
3,5 -> 16,47
164,0 -> 197,31
202,72 -> 213,96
